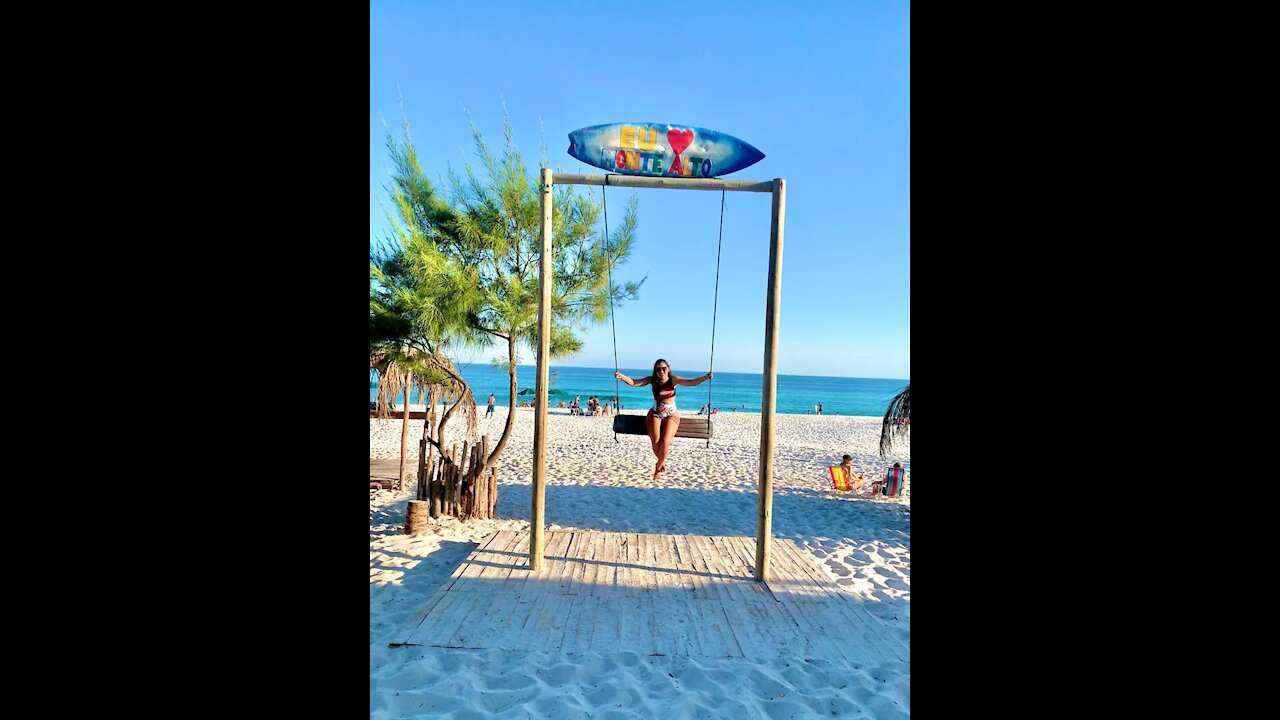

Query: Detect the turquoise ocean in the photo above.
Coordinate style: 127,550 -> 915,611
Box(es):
371,364 -> 907,418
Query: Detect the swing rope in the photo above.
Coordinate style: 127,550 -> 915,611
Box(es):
604,179 -> 726,447
603,175 -> 620,443
705,190 -> 725,448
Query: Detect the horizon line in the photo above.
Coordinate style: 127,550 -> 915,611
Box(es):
439,361 -> 908,383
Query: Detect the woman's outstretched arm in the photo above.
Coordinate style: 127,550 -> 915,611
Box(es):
615,371 -> 652,387
674,372 -> 713,387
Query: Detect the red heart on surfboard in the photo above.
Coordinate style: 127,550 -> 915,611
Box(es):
667,128 -> 694,155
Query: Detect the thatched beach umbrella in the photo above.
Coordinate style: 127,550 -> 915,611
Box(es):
879,384 -> 910,457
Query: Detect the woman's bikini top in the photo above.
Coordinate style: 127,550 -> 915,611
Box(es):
652,382 -> 675,402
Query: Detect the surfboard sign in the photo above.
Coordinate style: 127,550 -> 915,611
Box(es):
567,122 -> 764,178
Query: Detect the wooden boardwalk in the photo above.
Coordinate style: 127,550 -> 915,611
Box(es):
392,530 -> 908,663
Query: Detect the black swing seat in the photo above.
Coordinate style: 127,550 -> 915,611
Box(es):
613,414 -> 713,440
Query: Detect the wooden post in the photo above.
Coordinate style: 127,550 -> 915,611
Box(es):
531,168 -> 553,570
400,373 -> 412,492
756,178 -> 785,582
416,439 -> 427,500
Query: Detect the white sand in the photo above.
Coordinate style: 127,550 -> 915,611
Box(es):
370,408 -> 910,719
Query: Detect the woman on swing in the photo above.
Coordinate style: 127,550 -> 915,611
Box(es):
615,359 -> 713,479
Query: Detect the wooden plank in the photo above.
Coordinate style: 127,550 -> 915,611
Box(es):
490,592 -> 540,651
537,589 -> 573,650
514,591 -> 554,649
685,598 -> 725,657
638,590 -> 663,656
589,594 -> 623,653
658,534 -> 681,588
560,592 -> 587,653
454,532 -> 503,592
569,594 -> 602,653
638,533 -> 662,592
529,589 -> 570,650
705,599 -> 746,658
447,591 -> 507,648
764,539 -> 816,601
712,590 -> 769,658
827,601 -> 910,663
474,531 -> 521,584
774,539 -> 839,596
504,532 -> 534,594
811,602 -> 878,664
557,531 -> 583,593
576,530 -> 599,591
762,539 -> 811,602
593,532 -> 619,592
390,588 -> 450,645
692,535 -> 739,605
671,535 -> 701,595
669,595 -> 703,656
680,532 -> 711,594
464,591 -> 520,649
773,540 -> 846,602
718,535 -> 767,596
707,535 -> 755,602
415,591 -> 475,647
400,590 -> 458,646
441,533 -> 492,592
618,593 -> 644,652
614,532 -> 634,589
741,596 -> 804,657
544,530 -> 570,585
773,598 -> 850,662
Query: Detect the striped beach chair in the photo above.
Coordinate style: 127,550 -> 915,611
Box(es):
883,466 -> 907,498
829,466 -> 855,492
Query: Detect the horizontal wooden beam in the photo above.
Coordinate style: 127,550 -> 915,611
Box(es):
551,172 -> 774,193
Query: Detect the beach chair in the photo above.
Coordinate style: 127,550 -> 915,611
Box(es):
829,466 -> 855,491
882,466 -> 907,498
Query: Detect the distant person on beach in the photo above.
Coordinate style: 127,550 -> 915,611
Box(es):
485,394 -> 496,418
698,404 -> 708,415
569,396 -> 581,416
615,359 -> 713,480
815,403 -> 823,415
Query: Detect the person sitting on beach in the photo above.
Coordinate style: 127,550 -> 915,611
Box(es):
837,455 -> 867,492
615,359 -> 713,480
569,396 -> 581,415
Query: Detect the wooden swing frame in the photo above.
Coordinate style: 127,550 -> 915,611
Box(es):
530,170 -> 786,582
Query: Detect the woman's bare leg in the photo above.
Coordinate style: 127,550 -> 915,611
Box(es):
656,415 -> 681,473
646,412 -> 662,461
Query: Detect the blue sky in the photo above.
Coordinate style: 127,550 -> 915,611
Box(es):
370,1 -> 909,380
